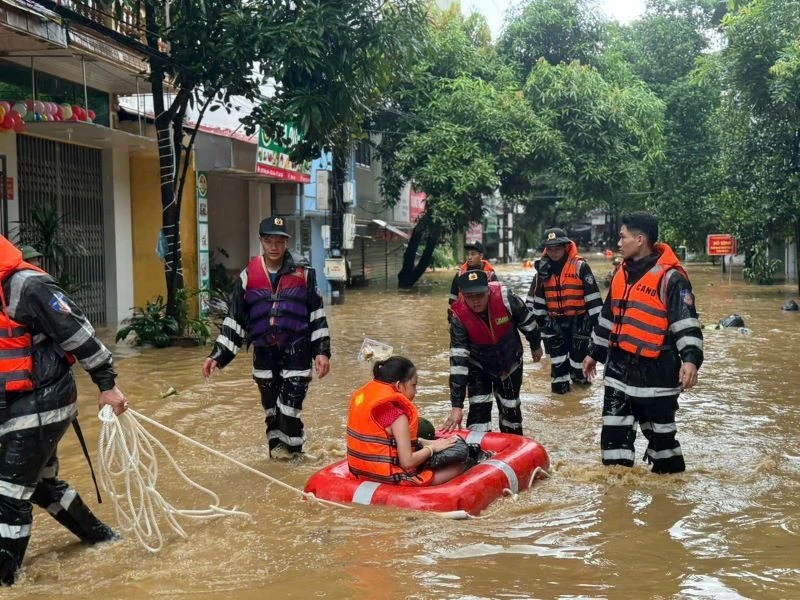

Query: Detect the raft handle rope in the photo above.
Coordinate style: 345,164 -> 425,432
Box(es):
97,405 -> 351,553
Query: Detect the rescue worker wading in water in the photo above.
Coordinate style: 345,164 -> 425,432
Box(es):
448,241 -> 498,307
202,216 -> 331,460
443,270 -> 542,434
0,235 -> 127,586
582,212 -> 703,474
526,228 -> 602,394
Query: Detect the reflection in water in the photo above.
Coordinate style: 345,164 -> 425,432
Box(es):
7,262 -> 800,599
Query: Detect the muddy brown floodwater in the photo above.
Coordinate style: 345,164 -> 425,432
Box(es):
7,261 -> 800,599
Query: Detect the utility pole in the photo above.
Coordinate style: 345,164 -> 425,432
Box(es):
330,140 -> 347,304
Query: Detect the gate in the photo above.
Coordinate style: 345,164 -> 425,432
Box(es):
16,136 -> 106,324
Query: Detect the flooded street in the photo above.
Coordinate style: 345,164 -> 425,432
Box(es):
8,261 -> 800,599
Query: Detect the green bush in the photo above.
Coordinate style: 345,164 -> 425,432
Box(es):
116,288 -> 211,347
115,296 -> 177,348
432,246 -> 456,269
742,243 -> 781,285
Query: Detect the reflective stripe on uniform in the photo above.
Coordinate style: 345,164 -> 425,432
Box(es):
603,415 -> 635,427
451,366 -> 469,376
222,317 -> 245,338
676,336 -> 703,351
0,403 -> 77,438
0,523 -> 31,539
310,328 -> 329,342
450,348 -> 470,357
309,308 -> 326,322
61,323 -> 95,351
267,430 -> 306,447
216,335 -> 238,354
277,400 -> 302,418
646,447 -> 683,460
669,318 -> 700,333
604,376 -> 680,399
0,480 -> 35,500
78,345 -> 112,370
467,393 -> 492,405
603,448 -> 635,462
253,369 -> 273,379
280,369 -> 311,379
640,421 -> 677,434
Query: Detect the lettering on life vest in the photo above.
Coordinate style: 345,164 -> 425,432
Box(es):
635,283 -> 658,298
495,316 -> 510,325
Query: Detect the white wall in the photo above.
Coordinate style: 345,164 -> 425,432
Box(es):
102,147 -> 134,323
248,181 -> 270,257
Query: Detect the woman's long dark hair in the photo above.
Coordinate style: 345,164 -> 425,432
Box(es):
373,356 -> 416,384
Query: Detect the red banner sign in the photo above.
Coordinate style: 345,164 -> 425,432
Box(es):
707,234 -> 736,256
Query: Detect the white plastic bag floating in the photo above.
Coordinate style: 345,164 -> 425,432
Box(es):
358,338 -> 393,362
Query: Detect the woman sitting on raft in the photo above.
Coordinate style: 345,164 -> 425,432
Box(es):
347,356 -> 466,485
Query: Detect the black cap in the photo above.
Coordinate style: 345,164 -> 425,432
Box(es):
543,227 -> 570,247
457,269 -> 489,294
259,216 -> 291,238
465,241 -> 485,254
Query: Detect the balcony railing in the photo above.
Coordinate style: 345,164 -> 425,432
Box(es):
56,0 -> 147,43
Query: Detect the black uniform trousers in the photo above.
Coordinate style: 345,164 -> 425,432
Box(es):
1,385 -> 112,585
600,350 -> 686,474
253,343 -> 312,454
465,364 -> 524,434
547,315 -> 592,394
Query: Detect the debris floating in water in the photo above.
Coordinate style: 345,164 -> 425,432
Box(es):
160,386 -> 178,398
358,338 -> 393,362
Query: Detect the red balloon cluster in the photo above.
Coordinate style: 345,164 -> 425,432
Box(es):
0,99 -> 97,134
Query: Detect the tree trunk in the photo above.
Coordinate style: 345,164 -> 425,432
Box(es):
146,3 -> 183,318
397,214 -> 441,288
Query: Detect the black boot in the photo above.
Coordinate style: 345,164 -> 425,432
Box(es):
0,548 -> 20,586
32,484 -> 119,545
52,502 -> 119,544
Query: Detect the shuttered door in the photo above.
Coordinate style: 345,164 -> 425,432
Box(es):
17,135 -> 106,324
361,235 -> 405,287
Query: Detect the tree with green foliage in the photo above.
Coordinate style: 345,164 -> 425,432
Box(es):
374,8 -> 562,287
498,0 -> 604,79
521,59 -> 665,239
717,0 -> 800,288
609,0 -> 722,251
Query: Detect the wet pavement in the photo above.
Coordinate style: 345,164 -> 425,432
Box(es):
7,259 -> 800,599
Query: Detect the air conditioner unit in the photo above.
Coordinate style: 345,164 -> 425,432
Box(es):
343,181 -> 354,205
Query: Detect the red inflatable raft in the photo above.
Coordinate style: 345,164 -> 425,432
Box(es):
304,430 -> 550,517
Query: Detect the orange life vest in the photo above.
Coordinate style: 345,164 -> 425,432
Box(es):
542,242 -> 587,317
608,243 -> 688,358
459,259 -> 495,277
346,380 -> 434,486
0,253 -> 47,395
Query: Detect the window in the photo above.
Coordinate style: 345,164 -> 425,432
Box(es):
355,139 -> 371,168
0,60 -> 110,127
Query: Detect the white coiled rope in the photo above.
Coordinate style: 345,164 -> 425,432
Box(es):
97,405 -> 350,553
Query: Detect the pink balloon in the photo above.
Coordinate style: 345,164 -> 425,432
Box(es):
25,99 -> 34,111
56,105 -> 64,118
0,101 -> 10,114
88,109 -> 96,120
